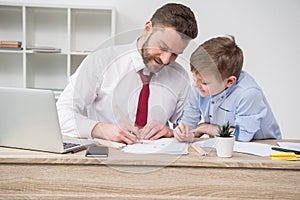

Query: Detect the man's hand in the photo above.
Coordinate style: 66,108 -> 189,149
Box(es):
91,122 -> 139,144
140,120 -> 173,140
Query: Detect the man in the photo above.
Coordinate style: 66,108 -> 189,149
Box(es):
56,3 -> 198,144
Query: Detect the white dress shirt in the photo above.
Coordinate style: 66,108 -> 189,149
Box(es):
56,42 -> 191,138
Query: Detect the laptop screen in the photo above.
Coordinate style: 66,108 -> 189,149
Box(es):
0,87 -> 67,153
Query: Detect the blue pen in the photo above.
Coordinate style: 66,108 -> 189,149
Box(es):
234,125 -> 240,140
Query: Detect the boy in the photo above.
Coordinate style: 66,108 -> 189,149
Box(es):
174,36 -> 281,142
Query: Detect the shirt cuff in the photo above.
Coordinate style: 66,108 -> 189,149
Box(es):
76,118 -> 99,138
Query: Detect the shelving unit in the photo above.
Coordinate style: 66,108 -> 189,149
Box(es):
0,3 -> 116,97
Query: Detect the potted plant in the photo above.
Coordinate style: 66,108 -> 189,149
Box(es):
215,122 -> 235,157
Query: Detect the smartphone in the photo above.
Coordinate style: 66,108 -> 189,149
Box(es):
85,145 -> 109,157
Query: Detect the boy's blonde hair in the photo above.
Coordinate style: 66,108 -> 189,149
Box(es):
190,35 -> 243,80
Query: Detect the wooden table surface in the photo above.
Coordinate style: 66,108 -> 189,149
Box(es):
1,139 -> 300,199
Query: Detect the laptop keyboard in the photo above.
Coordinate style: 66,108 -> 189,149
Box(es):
63,142 -> 80,150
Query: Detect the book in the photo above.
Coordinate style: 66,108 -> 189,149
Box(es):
0,41 -> 21,45
0,44 -> 21,48
27,46 -> 61,53
0,41 -> 22,48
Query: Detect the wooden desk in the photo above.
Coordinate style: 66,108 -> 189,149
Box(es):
1,140 -> 300,199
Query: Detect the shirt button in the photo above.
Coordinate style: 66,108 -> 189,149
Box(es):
209,115 -> 212,118
211,101 -> 215,104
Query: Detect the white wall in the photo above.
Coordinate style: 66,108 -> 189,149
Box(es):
2,0 -> 300,139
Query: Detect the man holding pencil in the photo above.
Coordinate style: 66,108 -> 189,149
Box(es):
56,3 -> 198,144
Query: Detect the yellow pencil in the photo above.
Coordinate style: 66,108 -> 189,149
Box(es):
190,143 -> 207,156
114,104 -> 142,144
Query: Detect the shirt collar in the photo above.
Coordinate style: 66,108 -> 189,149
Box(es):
211,89 -> 226,103
130,41 -> 154,76
210,72 -> 243,101
130,41 -> 148,73
225,71 -> 244,96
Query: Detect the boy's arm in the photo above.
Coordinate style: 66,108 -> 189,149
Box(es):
179,86 -> 202,129
234,88 -> 268,142
193,123 -> 219,137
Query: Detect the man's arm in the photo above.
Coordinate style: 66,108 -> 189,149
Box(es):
56,53 -> 102,138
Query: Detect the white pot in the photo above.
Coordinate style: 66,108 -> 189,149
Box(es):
216,136 -> 234,158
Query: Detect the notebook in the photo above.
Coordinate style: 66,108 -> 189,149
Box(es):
0,87 -> 94,153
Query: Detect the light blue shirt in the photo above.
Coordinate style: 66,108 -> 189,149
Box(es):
180,71 -> 282,142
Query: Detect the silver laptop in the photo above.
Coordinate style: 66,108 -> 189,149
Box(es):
0,87 -> 94,153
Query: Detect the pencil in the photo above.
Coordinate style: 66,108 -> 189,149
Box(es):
114,104 -> 142,143
93,138 -> 126,149
271,152 -> 300,158
190,143 -> 207,156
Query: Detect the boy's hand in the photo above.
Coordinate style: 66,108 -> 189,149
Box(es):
194,123 -> 219,137
174,122 -> 194,142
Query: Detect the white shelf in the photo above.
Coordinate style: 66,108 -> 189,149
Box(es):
70,54 -> 86,75
0,52 -> 23,87
71,8 -> 113,52
26,7 -> 68,53
26,53 -> 68,90
0,5 -> 22,42
0,49 -> 23,53
0,3 -> 116,94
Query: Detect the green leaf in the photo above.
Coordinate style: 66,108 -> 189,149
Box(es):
218,121 -> 233,137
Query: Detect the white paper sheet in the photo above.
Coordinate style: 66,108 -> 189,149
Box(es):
194,138 -> 274,157
277,142 -> 300,151
233,141 -> 273,157
122,138 -> 188,154
193,138 -> 218,148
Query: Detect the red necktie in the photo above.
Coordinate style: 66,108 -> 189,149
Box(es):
135,70 -> 152,128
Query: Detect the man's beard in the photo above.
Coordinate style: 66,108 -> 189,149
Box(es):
140,35 -> 165,73
141,48 -> 158,65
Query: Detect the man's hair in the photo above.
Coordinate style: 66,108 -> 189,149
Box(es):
150,3 -> 198,40
190,35 -> 244,80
